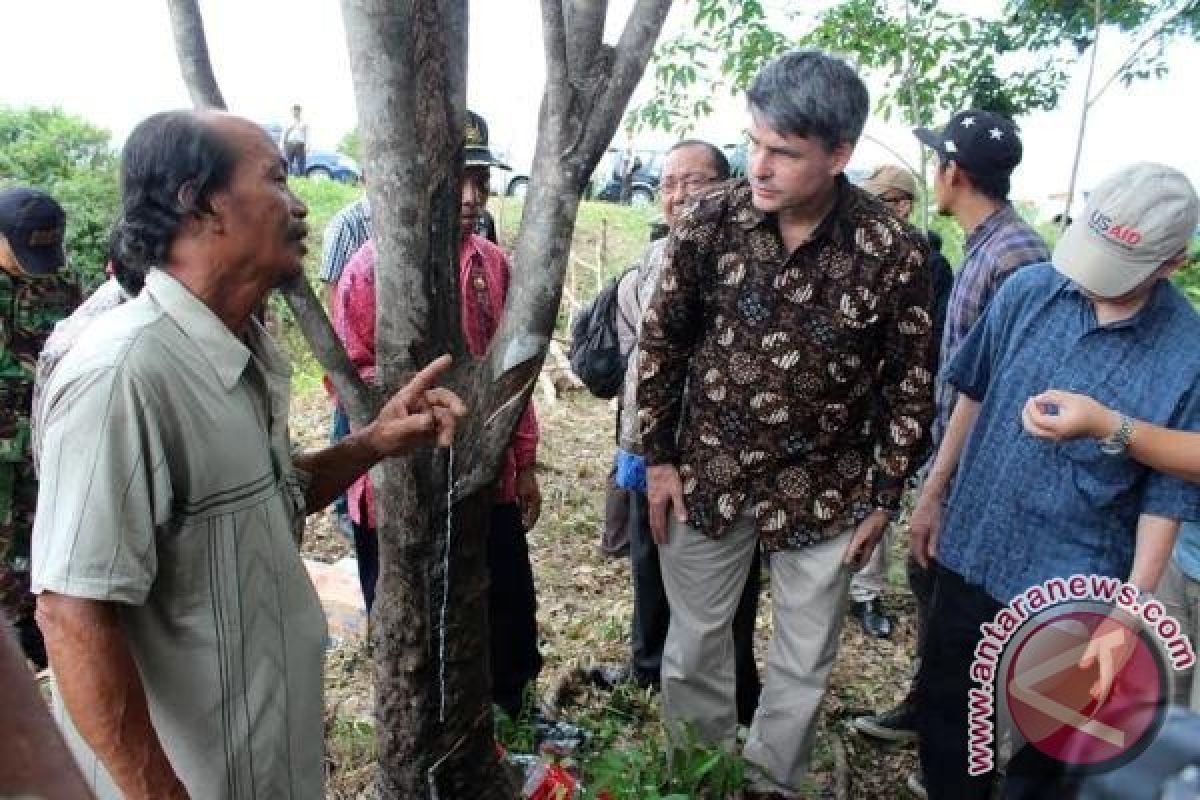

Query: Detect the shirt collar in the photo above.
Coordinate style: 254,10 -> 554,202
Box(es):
1060,273 -> 1175,341
143,269 -> 253,391
964,204 -> 1019,258
733,175 -> 858,249
459,233 -> 486,267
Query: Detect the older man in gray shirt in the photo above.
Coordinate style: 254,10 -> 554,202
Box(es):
32,110 -> 464,800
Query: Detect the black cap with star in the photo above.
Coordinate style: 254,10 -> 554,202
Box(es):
914,110 -> 1022,180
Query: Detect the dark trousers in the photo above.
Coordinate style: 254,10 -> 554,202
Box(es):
627,490 -> 763,725
916,561 -> 1003,799
601,466 -> 631,556
351,501 -> 541,719
487,503 -> 543,717
285,141 -> 306,176
897,552 -> 938,706
352,514 -> 379,613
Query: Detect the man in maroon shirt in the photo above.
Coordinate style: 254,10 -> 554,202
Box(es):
333,113 -> 541,717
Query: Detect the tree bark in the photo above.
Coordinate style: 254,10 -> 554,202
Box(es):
164,0 -> 226,110
339,2 -> 512,798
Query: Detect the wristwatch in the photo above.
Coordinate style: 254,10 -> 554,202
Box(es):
1098,412 -> 1134,456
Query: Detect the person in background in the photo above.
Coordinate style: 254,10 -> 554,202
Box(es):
853,113 -> 1050,785
333,111 -> 542,718
638,50 -> 935,797
612,140 -> 763,723
32,110 -> 464,800
911,163 -> 1200,798
0,187 -> 81,670
282,103 -> 308,176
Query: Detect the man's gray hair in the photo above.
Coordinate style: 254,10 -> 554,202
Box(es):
746,49 -> 869,151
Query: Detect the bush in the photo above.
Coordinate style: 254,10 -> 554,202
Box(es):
0,106 -> 120,288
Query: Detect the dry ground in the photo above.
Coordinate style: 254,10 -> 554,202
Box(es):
296,383 -> 923,798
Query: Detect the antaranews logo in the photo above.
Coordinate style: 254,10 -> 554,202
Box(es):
967,574 -> 1195,777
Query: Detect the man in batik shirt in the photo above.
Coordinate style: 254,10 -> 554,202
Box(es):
638,50 -> 935,797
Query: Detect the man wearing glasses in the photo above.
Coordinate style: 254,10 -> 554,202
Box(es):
613,140 -> 763,723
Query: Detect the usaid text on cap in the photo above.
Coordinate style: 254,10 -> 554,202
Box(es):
1088,210 -> 1143,248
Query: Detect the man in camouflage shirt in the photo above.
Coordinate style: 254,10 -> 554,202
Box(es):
0,187 -> 80,668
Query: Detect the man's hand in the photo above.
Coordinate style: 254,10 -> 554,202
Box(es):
646,464 -> 687,545
1079,614 -> 1139,712
909,486 -> 944,569
844,509 -> 890,570
516,467 -> 541,530
1022,389 -> 1116,443
362,355 -> 467,457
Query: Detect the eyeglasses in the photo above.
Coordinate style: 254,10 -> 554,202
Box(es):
877,192 -> 913,205
661,174 -> 719,195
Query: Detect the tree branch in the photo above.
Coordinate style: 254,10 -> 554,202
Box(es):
165,0 -> 227,109
564,0 -> 610,84
1087,0 -> 1199,107
540,0 -> 570,124
581,0 -> 673,158
278,278 -> 380,425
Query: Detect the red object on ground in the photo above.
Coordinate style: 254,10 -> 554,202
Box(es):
524,763 -> 577,800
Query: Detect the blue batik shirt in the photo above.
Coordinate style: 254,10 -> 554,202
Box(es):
937,263 -> 1200,604
1174,522 -> 1200,582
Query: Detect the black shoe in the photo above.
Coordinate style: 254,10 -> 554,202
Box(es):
632,669 -> 661,692
851,597 -> 893,639
852,699 -> 918,742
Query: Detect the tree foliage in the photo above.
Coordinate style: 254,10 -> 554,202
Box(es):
0,106 -> 119,287
632,0 -> 1199,133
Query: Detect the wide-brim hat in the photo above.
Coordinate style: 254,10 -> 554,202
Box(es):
863,164 -> 918,199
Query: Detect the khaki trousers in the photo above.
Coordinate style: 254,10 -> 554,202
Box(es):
658,512 -> 852,795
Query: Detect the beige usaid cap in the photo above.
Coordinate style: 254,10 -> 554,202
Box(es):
1054,163 -> 1198,298
863,164 -> 918,199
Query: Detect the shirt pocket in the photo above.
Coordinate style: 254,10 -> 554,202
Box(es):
1059,438 -> 1139,509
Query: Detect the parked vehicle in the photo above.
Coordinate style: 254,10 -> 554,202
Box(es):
260,123 -> 361,184
502,147 -> 666,207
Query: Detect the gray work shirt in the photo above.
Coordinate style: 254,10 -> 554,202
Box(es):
32,269 -> 326,800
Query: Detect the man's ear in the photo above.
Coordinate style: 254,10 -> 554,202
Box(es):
182,182 -> 228,236
828,141 -> 854,177
1157,249 -> 1191,280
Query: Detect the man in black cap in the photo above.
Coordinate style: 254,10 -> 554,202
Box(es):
852,111 -> 1050,795
0,187 -> 80,668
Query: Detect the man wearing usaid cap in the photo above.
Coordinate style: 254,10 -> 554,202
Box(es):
910,162 -> 1200,798
0,187 -> 80,669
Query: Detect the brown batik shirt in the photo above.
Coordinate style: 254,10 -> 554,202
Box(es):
637,178 -> 936,551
